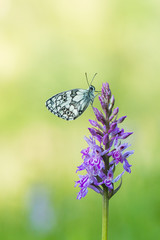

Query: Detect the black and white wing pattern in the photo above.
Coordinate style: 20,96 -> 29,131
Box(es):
46,85 -> 95,120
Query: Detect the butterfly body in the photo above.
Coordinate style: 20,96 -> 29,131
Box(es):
46,85 -> 95,120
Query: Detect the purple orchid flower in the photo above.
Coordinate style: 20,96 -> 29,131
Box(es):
75,82 -> 134,199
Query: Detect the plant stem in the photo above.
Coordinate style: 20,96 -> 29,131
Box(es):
102,186 -> 109,240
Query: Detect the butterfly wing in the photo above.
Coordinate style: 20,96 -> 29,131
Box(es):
46,89 -> 92,120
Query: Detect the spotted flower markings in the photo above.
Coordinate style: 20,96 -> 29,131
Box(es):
75,82 -> 134,200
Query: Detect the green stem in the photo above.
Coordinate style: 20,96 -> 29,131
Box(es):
102,186 -> 109,240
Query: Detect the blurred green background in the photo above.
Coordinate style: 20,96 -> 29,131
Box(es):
0,0 -> 160,239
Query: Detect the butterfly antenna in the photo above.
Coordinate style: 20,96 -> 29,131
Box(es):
85,72 -> 90,87
90,73 -> 97,86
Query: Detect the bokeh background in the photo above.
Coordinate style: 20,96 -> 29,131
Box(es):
0,0 -> 160,239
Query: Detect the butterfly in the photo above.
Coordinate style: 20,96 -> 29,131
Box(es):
45,73 -> 98,121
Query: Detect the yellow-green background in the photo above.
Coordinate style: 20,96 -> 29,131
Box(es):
0,0 -> 160,239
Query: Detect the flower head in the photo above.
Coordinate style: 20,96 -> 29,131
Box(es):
75,82 -> 134,199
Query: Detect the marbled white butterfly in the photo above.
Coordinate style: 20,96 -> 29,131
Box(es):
45,73 -> 98,121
